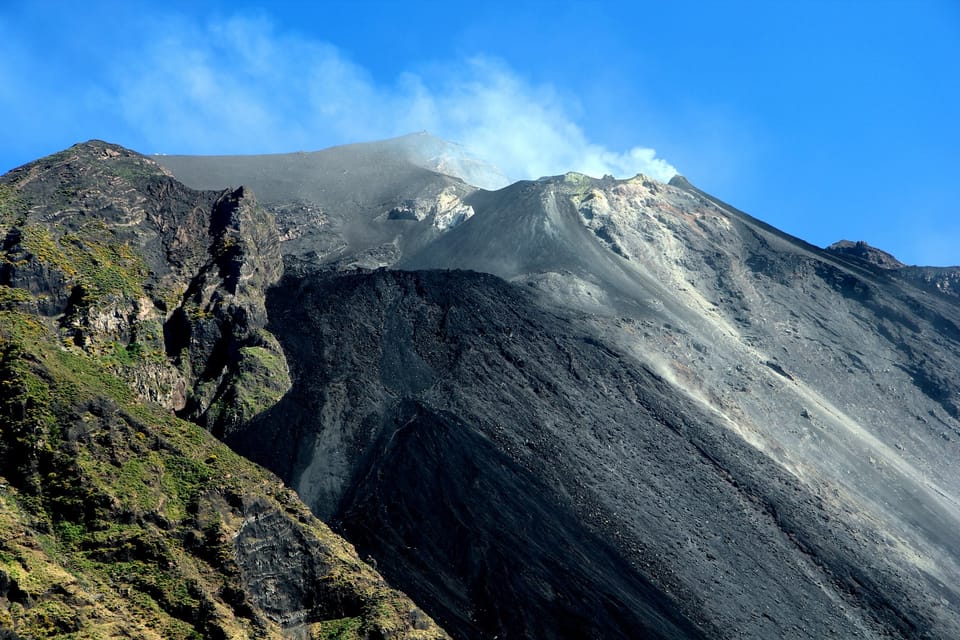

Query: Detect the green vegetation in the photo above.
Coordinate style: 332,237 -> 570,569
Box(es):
5,217 -> 165,365
0,183 -> 28,227
110,158 -> 165,183
0,143 -> 447,639
317,616 -> 363,639
0,308 -> 245,636
0,285 -> 34,308
101,337 -> 166,370
0,305 -> 446,638
17,224 -> 73,276
57,223 -> 149,299
207,341 -> 293,433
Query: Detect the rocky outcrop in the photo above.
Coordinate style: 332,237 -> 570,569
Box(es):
164,185 -> 290,436
155,137 -> 480,269
897,265 -> 960,298
0,141 -> 290,432
825,240 -> 960,299
0,142 -> 447,639
0,312 -> 447,638
826,239 -> 906,268
385,188 -> 475,231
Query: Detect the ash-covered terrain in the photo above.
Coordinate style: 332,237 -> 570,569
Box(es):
159,134 -> 960,639
0,134 -> 957,639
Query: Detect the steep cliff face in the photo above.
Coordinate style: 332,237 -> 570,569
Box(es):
0,143 -> 448,639
0,141 -> 290,434
0,308 -> 446,639
892,264 -> 960,300
162,184 -> 290,437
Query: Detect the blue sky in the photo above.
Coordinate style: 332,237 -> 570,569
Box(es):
2,1 -> 958,265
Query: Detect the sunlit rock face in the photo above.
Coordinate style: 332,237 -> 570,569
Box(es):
385,188 -> 474,231
158,138 -> 960,640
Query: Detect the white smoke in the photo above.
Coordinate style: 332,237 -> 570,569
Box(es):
107,15 -> 677,184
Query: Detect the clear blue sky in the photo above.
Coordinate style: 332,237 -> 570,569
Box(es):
2,1 -> 958,265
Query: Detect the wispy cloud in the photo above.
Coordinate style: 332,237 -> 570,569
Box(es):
106,15 -> 677,182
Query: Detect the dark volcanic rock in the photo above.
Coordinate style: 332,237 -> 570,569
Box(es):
826,239 -> 905,269
339,399 -> 703,640
232,270 -> 715,639
0,140 -> 291,427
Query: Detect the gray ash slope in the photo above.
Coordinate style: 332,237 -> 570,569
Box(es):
158,138 -> 960,639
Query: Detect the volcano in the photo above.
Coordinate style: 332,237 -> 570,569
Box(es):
0,135 -> 957,638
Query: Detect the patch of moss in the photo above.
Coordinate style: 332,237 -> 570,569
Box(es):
53,520 -> 86,547
0,340 -> 57,496
51,346 -> 135,405
202,336 -> 292,437
107,560 -> 203,615
10,220 -> 148,326
107,156 -> 166,185
59,223 -> 148,299
317,616 -> 363,640
0,285 -> 34,309
233,344 -> 291,415
0,314 -> 234,636
0,308 -> 47,344
18,599 -> 81,636
162,456 -> 213,510
18,224 -> 75,278
100,339 -> 167,370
